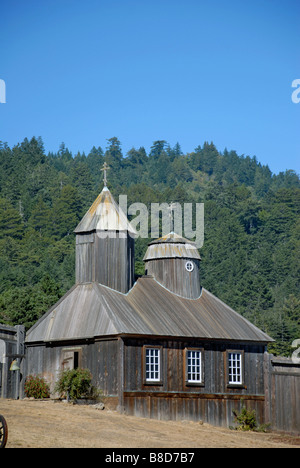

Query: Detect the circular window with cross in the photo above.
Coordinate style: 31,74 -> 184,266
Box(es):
185,261 -> 194,272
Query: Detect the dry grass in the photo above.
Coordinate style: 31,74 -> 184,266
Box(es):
1,398 -> 299,448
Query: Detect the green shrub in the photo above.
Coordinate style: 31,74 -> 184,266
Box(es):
55,368 -> 93,402
231,405 -> 271,432
24,374 -> 50,399
232,406 -> 257,431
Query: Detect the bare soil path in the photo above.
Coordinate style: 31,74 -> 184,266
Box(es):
0,398 -> 299,448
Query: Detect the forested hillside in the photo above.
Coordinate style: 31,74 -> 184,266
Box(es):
0,136 -> 299,356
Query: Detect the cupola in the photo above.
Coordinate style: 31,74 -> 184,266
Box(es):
143,231 -> 201,299
74,163 -> 137,293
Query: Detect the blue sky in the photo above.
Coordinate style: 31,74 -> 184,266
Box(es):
1,0 -> 299,174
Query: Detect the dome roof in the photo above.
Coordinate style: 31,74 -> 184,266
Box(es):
143,232 -> 201,261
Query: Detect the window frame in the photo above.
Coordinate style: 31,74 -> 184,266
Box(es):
185,261 -> 194,272
143,345 -> 163,385
226,349 -> 245,387
184,347 -> 204,387
61,347 -> 82,370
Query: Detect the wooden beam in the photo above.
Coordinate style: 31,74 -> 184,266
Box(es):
124,391 -> 265,401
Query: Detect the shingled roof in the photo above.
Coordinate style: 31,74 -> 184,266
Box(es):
143,232 -> 201,261
74,186 -> 137,236
26,276 -> 273,344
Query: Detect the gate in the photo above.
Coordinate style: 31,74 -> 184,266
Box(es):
264,354 -> 300,434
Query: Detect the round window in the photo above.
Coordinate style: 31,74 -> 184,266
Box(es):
185,261 -> 194,272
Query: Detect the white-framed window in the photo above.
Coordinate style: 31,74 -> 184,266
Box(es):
185,261 -> 194,272
144,347 -> 161,383
227,351 -> 243,385
185,348 -> 204,385
187,349 -> 201,382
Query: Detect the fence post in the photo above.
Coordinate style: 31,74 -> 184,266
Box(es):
15,325 -> 25,399
263,351 -> 272,427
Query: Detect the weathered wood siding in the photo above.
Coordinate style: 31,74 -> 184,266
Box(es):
95,233 -> 135,293
122,337 -> 266,426
23,339 -> 120,400
23,337 -> 300,432
76,233 -> 95,283
76,232 -> 135,293
145,258 -> 201,299
264,354 -> 300,433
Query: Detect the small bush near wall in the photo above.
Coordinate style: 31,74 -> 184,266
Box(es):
24,375 -> 50,399
232,406 -> 257,431
55,368 -> 94,402
231,405 -> 270,432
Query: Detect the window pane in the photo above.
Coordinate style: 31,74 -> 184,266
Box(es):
145,348 -> 160,381
228,352 -> 242,384
187,350 -> 202,383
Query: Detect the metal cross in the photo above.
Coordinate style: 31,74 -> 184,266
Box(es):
101,162 -> 110,186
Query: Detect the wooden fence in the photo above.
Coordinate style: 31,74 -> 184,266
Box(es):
0,324 -> 25,399
264,354 -> 300,434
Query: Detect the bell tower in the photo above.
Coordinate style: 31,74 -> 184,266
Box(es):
74,163 -> 137,293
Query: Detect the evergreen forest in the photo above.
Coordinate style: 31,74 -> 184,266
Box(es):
0,136 -> 299,356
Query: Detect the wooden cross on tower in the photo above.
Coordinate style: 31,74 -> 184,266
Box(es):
101,162 -> 110,186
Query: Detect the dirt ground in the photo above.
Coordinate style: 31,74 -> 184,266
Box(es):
0,398 -> 299,449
